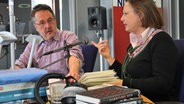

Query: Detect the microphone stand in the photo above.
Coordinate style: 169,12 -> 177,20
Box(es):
41,44 -> 71,69
96,30 -> 104,71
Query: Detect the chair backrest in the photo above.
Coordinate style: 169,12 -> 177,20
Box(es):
81,45 -> 98,72
174,39 -> 184,102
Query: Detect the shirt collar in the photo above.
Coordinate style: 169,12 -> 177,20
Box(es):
129,27 -> 156,48
40,29 -> 60,44
41,29 -> 60,44
53,29 -> 60,41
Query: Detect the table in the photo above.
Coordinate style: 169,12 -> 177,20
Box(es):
141,95 -> 154,104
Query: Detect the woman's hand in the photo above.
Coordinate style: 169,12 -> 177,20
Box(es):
106,79 -> 123,86
91,40 -> 115,65
91,40 -> 111,58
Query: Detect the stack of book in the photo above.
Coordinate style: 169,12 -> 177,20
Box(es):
78,70 -> 118,87
0,68 -> 48,103
76,85 -> 142,104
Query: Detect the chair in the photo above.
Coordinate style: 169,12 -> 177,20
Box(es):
155,40 -> 184,104
174,39 -> 184,102
81,45 -> 98,72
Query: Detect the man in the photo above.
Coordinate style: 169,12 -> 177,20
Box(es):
15,4 -> 84,81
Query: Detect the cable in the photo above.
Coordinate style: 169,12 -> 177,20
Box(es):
34,73 -> 87,104
34,73 -> 65,104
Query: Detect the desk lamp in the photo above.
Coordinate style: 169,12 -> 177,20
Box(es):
25,34 -> 43,68
0,31 -> 17,68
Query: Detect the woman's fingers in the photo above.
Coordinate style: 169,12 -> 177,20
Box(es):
91,41 -> 98,47
91,40 -> 108,53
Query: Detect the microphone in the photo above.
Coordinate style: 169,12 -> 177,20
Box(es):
40,36 -> 89,58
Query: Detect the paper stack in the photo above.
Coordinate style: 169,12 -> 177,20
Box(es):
78,70 -> 118,87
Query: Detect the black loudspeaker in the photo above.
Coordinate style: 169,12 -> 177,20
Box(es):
88,6 -> 107,30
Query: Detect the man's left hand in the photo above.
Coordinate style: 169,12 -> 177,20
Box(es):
66,72 -> 80,82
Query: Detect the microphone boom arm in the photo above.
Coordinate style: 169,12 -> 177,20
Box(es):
39,36 -> 89,58
41,48 -> 71,69
39,36 -> 89,69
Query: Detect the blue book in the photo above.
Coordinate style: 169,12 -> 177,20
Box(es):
0,87 -> 46,103
0,68 -> 48,85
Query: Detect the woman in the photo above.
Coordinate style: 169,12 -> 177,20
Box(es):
91,0 -> 178,102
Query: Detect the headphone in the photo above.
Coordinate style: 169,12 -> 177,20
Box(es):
34,73 -> 87,104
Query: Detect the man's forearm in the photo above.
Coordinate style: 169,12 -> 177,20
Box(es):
68,56 -> 81,73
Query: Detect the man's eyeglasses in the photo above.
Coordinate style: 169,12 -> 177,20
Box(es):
34,17 -> 55,27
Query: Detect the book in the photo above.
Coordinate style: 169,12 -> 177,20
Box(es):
76,100 -> 94,104
76,85 -> 141,104
0,82 -> 47,103
76,98 -> 143,104
78,70 -> 118,87
0,100 -> 22,104
113,97 -> 143,104
0,68 -> 48,85
0,31 -> 17,45
0,87 -> 46,103
0,82 -> 38,93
